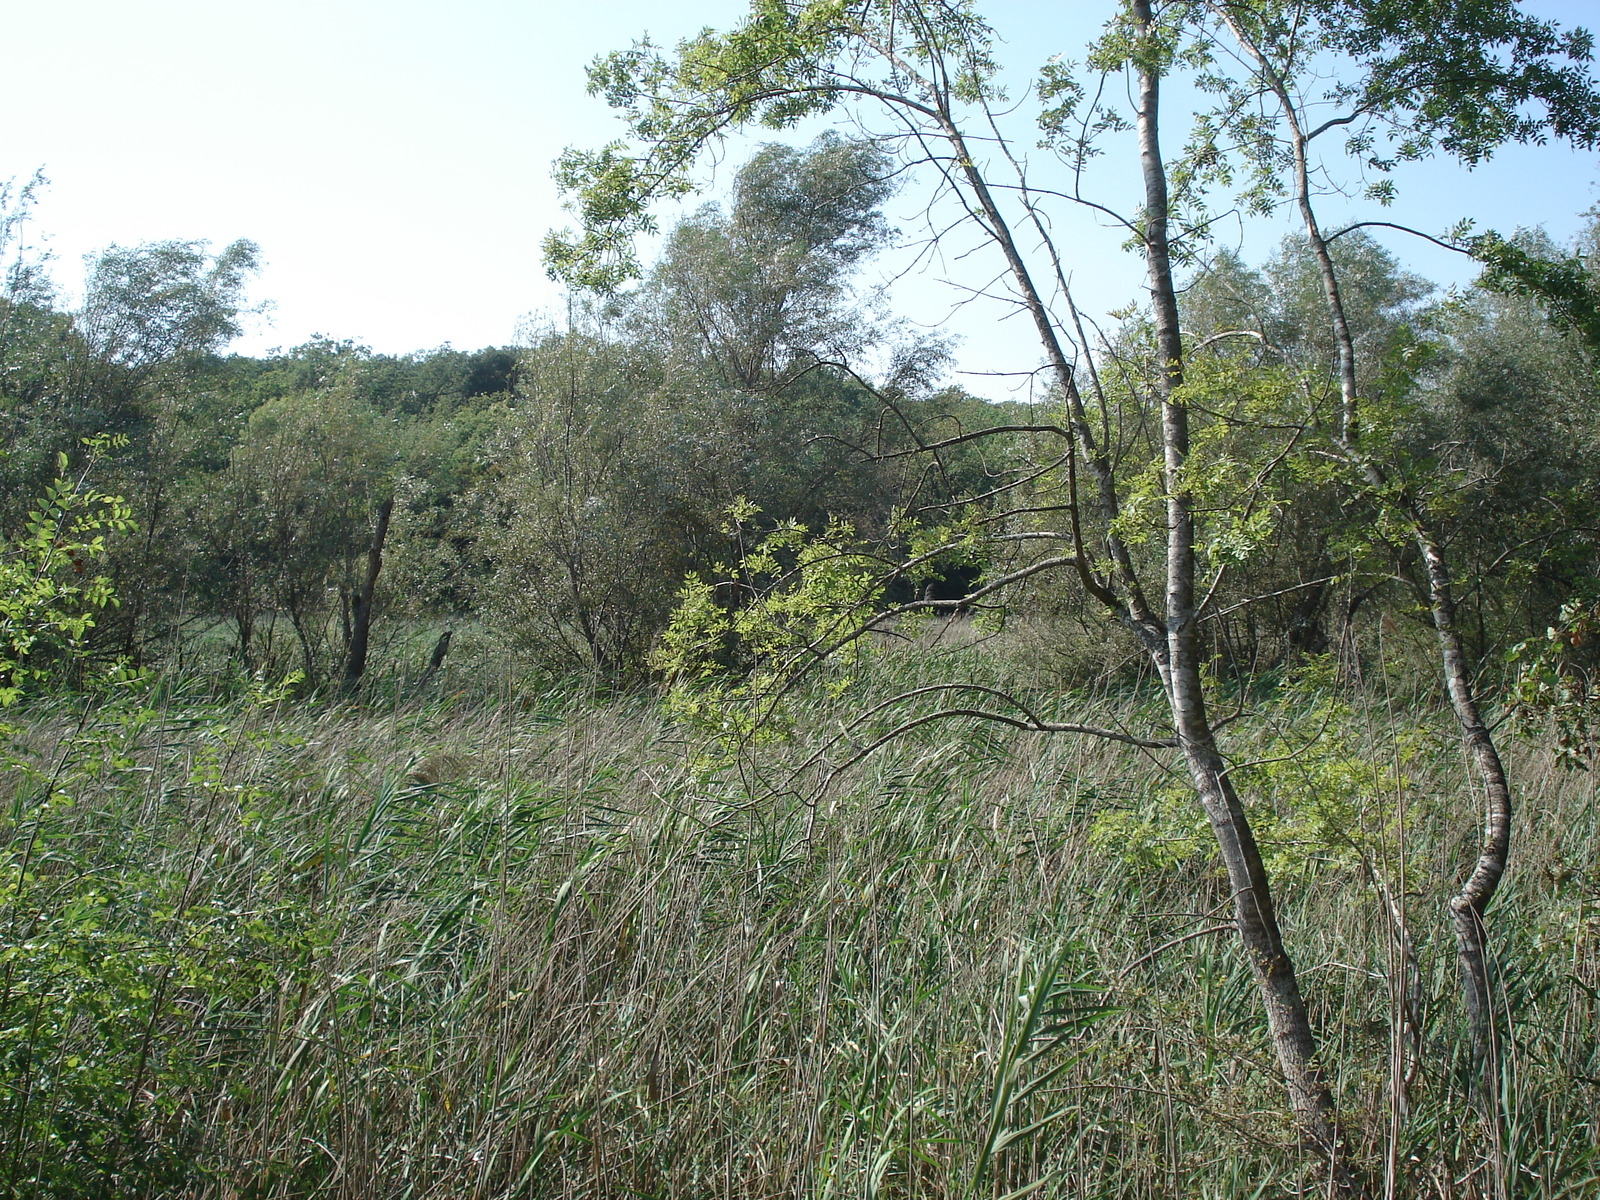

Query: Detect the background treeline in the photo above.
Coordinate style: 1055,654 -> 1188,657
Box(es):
1,140 -> 1016,689
7,144 -> 1598,696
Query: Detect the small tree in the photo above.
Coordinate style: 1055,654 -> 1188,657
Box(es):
639,132 -> 894,390
1184,6 -> 1600,1185
477,320 -> 700,675
549,0 -> 1356,1176
0,442 -> 133,705
198,383 -> 397,680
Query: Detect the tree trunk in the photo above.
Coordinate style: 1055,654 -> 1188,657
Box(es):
1421,540 -> 1511,1112
1129,1 -> 1348,1171
836,6 -> 1351,1178
1214,19 -> 1514,1176
417,629 -> 453,688
234,601 -> 256,673
1286,568 -> 1331,658
341,497 -> 394,695
1289,70 -> 1510,1152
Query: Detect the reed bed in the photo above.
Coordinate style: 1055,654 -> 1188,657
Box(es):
2,642 -> 1596,1198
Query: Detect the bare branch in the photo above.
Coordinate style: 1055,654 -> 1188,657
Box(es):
1119,926 -> 1237,979
803,681 -> 1177,776
1325,220 -> 1474,256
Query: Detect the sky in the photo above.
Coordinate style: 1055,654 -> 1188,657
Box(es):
4,0 -> 1598,399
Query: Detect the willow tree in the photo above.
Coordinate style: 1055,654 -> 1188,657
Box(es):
641,132 -> 894,391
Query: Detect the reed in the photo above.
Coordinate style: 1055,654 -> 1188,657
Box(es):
1,641 -> 1595,1198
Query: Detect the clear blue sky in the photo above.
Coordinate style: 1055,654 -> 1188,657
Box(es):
4,0 -> 1597,395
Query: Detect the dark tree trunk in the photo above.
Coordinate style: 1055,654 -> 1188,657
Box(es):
417,629 -> 452,688
1286,571 -> 1330,658
342,497 -> 394,695
234,602 -> 256,673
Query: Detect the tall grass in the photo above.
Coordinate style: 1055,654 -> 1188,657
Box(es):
1,638 -> 1596,1198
